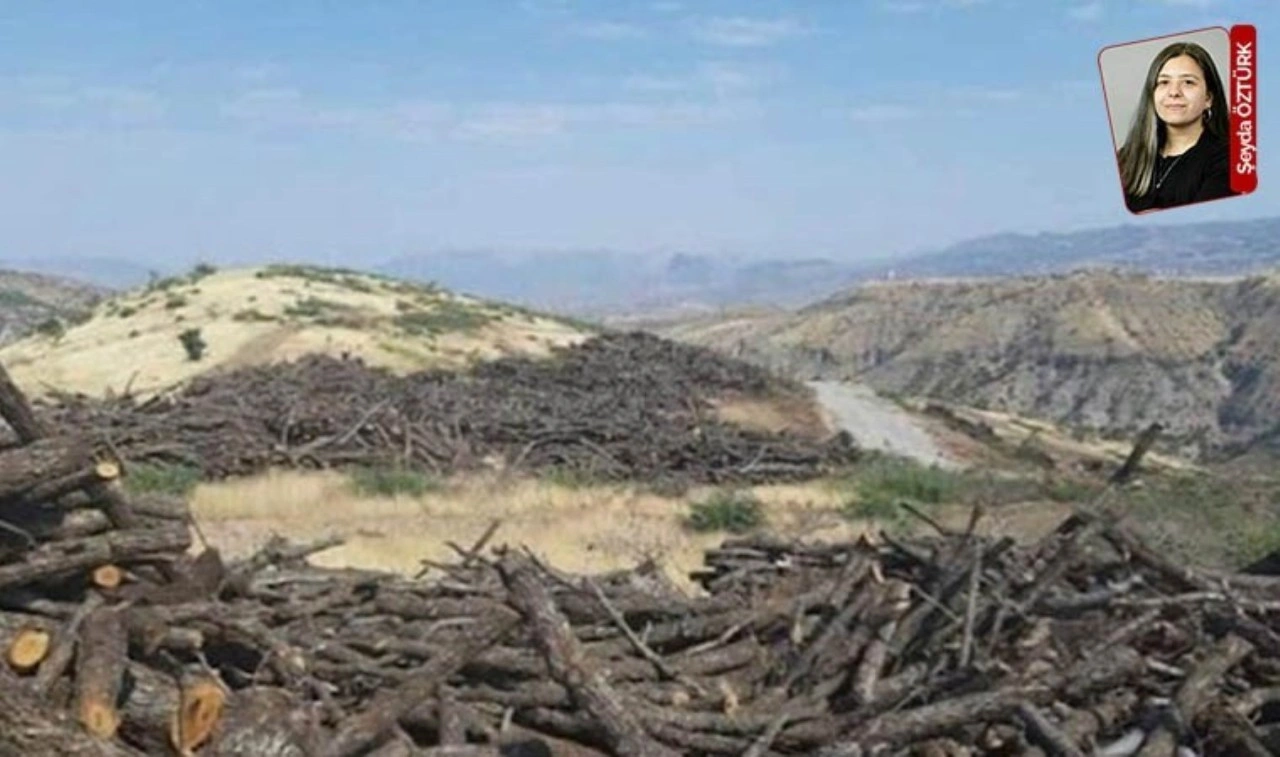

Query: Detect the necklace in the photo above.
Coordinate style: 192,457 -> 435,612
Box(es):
1154,152 -> 1186,190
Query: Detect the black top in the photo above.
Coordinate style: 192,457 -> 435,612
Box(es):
1124,129 -> 1237,213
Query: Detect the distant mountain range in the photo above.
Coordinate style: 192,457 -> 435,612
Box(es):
5,215 -> 1279,318
377,215 -> 1280,316
864,216 -> 1280,281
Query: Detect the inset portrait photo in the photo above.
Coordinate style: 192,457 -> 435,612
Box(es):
1098,27 -> 1249,215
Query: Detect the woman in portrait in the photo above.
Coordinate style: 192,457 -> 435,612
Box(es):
1116,41 -> 1236,213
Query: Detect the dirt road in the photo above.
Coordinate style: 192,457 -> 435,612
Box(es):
808,380 -> 961,469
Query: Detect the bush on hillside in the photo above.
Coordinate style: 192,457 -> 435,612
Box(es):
179,328 -> 206,361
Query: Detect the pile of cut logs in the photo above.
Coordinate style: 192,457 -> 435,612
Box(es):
38,332 -> 858,489
1,360 -> 1278,756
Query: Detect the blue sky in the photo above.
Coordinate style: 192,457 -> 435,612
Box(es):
0,0 -> 1274,268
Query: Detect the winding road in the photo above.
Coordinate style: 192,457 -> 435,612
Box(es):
808,380 -> 961,469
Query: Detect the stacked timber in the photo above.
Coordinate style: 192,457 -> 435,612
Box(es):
38,332 -> 860,489
0,361 -> 1277,755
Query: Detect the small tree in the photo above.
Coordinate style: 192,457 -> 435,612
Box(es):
35,317 -> 65,342
178,327 -> 206,361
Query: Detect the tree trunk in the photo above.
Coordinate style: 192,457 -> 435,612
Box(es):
0,436 -> 93,502
0,362 -> 49,443
203,686 -> 320,756
498,554 -> 681,757
73,605 -> 129,738
320,605 -> 520,757
0,523 -> 191,591
0,667 -> 145,756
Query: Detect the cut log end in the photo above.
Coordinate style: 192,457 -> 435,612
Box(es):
7,627 -> 51,673
92,564 -> 124,590
95,460 -> 121,481
170,677 -> 226,754
78,699 -> 122,739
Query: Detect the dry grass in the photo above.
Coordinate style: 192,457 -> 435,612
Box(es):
185,461 -> 1102,594
952,405 -> 1199,474
708,391 -> 835,439
0,265 -> 590,399
188,468 -> 871,594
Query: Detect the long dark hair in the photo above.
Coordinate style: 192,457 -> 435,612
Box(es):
1116,41 -> 1230,198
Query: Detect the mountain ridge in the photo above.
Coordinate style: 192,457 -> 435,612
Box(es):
13,215 -> 1277,319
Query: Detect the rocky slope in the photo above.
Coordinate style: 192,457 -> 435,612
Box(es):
0,269 -> 108,346
658,268 -> 1280,461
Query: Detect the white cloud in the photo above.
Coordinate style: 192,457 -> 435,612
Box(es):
688,16 -> 810,47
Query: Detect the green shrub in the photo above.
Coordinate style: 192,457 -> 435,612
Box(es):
683,489 -> 765,534
124,463 -> 202,497
232,308 -> 276,323
178,327 -> 206,360
34,317 -> 65,340
394,303 -> 494,337
348,465 -> 440,498
190,262 -> 217,280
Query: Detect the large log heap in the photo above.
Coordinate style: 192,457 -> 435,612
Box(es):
35,331 -> 859,490
0,356 -> 1277,755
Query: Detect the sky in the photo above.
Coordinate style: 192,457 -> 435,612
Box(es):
0,0 -> 1275,269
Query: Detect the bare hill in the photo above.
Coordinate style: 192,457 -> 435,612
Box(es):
0,263 -> 592,399
658,268 -> 1280,461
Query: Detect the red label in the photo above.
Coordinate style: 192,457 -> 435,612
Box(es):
1229,24 -> 1257,194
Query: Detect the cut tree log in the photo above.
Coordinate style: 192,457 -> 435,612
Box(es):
113,661 -> 227,755
0,435 -> 94,502
202,686 -> 319,757
0,612 -> 56,671
0,523 -> 191,591
73,604 -> 129,738
498,553 -> 681,757
0,362 -> 50,443
0,664 -> 145,756
1135,633 -> 1256,757
34,592 -> 105,696
320,605 -> 521,757
7,624 -> 51,673
92,564 -> 124,590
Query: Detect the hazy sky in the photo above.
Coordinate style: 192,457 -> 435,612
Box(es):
0,0 -> 1274,267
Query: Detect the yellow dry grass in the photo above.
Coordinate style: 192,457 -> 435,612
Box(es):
187,468 -> 871,594
0,265 -> 590,399
958,405 -> 1198,473
708,392 -> 835,439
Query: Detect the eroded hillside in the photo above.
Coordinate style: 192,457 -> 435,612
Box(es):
0,263 -> 592,399
0,269 -> 107,346
659,269 -> 1280,460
